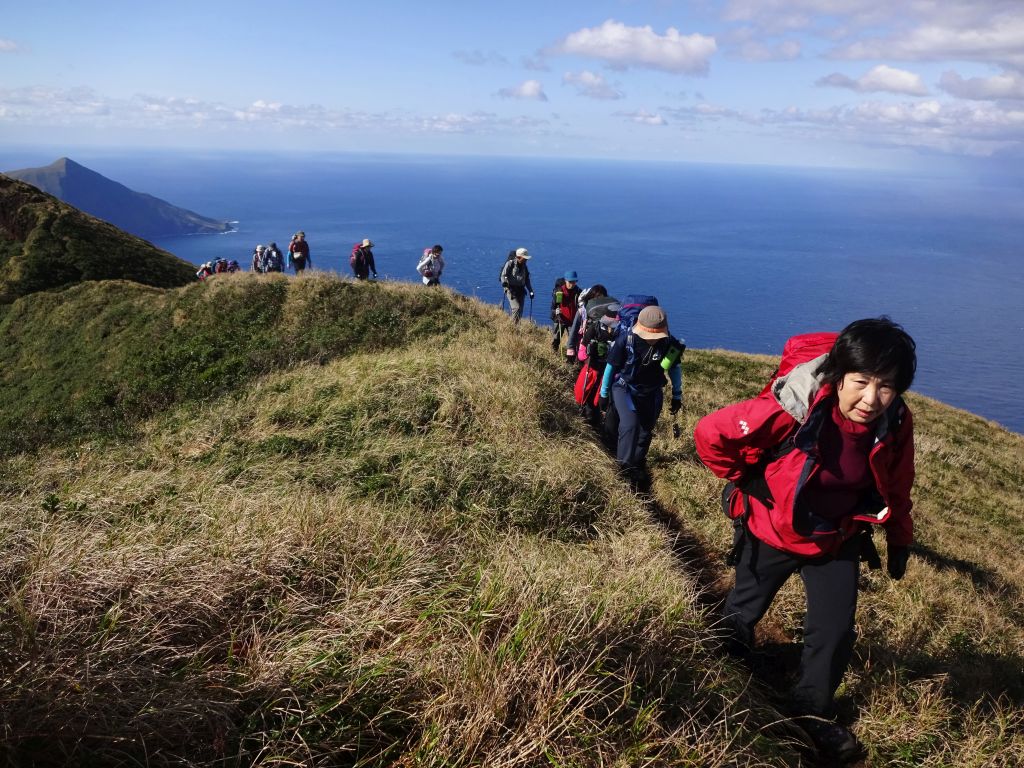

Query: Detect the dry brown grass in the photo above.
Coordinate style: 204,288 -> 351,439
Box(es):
2,278 -> 1020,766
0,288 -> 795,767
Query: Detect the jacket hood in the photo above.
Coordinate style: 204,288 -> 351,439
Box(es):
771,354 -> 828,424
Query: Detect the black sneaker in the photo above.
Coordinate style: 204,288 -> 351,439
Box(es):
801,719 -> 864,763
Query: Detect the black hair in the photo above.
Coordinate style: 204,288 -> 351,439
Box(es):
588,284 -> 607,298
819,316 -> 917,393
432,244 -> 443,253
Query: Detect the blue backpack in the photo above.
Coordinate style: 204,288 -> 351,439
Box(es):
617,295 -> 659,334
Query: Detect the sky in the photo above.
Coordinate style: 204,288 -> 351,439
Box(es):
2,0 -> 1024,172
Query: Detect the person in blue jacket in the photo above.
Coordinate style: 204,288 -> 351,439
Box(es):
599,305 -> 684,481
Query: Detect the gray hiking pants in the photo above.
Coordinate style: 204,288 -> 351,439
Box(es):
506,287 -> 526,324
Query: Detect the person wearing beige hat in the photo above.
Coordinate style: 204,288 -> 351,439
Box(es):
498,247 -> 535,324
350,238 -> 378,280
598,304 -> 685,483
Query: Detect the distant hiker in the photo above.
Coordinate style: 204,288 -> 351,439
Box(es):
499,247 -> 534,324
251,244 -> 267,273
566,284 -> 608,361
351,238 -> 378,280
693,317 -> 918,764
196,262 -> 214,281
289,231 -> 311,273
599,305 -> 684,483
227,259 -> 241,273
417,244 -> 445,286
264,242 -> 285,273
214,258 -> 229,274
550,270 -> 582,356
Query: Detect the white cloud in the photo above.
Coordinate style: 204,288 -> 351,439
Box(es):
833,17 -> 1024,69
658,81 -> 1024,157
939,70 -> 1024,101
616,109 -> 667,126
562,70 -> 624,100
554,19 -> 716,75
724,1 -> 898,32
0,86 -> 557,138
817,64 -> 929,95
724,2 -> 1024,69
416,111 -> 549,134
764,98 -> 1024,156
0,38 -> 21,53
497,79 -> 548,101
663,102 -> 760,124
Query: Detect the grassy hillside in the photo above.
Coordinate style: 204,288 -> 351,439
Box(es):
0,173 -> 196,304
1,274 -> 1021,766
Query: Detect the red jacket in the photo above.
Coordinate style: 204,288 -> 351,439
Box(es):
554,283 -> 582,326
694,359 -> 915,557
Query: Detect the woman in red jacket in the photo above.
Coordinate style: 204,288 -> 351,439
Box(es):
694,317 -> 917,763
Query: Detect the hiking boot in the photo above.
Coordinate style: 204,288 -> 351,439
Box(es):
800,719 -> 864,763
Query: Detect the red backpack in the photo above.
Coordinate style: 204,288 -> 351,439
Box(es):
573,364 -> 602,407
757,332 -> 838,397
350,243 -> 366,271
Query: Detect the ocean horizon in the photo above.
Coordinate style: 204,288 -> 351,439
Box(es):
4,148 -> 1023,434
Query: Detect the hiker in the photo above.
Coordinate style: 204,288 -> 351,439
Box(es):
213,258 -> 229,274
499,247 -> 534,324
416,244 -> 445,286
351,238 -> 378,280
599,305 -> 684,482
693,317 -> 917,763
289,231 -> 311,273
574,300 -> 620,426
251,244 -> 266,273
566,284 -> 608,362
264,242 -> 285,273
550,270 -> 582,355
227,259 -> 241,273
196,262 -> 214,280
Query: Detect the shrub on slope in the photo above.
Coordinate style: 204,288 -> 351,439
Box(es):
0,174 -> 196,304
0,274 -> 465,454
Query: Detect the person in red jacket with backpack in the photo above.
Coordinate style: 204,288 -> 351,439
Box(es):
694,317 -> 917,763
289,231 -> 311,273
550,270 -> 582,355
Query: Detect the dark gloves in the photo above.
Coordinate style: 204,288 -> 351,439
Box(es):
670,398 -> 682,415
887,545 -> 910,580
599,395 -> 610,411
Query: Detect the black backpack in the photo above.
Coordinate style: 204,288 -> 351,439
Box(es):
583,296 -> 619,360
498,250 -> 515,283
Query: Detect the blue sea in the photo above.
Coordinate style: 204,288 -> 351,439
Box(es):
5,150 -> 1024,434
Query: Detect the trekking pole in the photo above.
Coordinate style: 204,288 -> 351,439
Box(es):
529,293 -> 534,320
